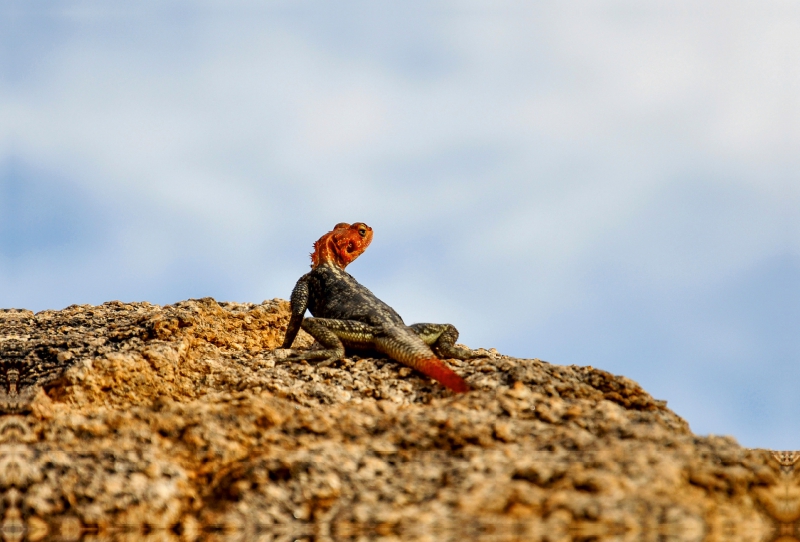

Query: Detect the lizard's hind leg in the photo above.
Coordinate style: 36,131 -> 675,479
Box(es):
285,318 -> 377,366
409,323 -> 479,360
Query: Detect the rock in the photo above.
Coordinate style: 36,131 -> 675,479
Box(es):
0,297 -> 794,540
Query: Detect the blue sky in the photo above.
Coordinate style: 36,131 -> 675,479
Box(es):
1,1 -> 798,448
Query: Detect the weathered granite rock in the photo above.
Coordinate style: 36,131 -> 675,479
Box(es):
0,298 -> 794,541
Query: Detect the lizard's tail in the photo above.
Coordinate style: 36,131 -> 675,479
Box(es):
414,358 -> 471,393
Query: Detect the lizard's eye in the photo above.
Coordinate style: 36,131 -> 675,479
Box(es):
358,227 -> 367,237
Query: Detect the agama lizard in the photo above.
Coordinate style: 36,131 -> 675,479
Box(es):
280,222 -> 476,393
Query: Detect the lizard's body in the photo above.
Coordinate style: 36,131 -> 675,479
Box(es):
280,222 -> 475,393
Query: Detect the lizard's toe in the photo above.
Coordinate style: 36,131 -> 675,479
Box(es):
433,345 -> 485,361
317,357 -> 342,368
276,347 -> 344,364
273,348 -> 312,361
468,348 -> 497,359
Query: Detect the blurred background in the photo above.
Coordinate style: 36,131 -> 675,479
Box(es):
1,1 -> 798,448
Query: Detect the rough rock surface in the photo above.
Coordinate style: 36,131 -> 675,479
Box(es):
0,298 -> 796,541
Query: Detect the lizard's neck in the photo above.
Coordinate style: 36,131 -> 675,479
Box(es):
311,235 -> 348,269
313,261 -> 350,279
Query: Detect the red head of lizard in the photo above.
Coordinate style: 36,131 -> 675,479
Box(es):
311,222 -> 373,269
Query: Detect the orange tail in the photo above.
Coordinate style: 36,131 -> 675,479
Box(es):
415,358 -> 470,393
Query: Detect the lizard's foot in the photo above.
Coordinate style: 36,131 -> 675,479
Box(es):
465,347 -> 497,359
409,323 -> 481,360
274,347 -> 345,365
278,318 -> 378,368
434,343 -> 484,360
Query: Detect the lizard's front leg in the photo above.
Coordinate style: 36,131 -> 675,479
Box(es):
409,323 -> 480,360
281,318 -> 377,367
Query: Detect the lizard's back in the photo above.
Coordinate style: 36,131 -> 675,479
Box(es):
303,263 -> 404,329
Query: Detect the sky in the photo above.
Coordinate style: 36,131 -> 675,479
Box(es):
1,1 -> 798,448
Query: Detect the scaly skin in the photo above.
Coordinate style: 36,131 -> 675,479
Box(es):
281,222 -> 476,393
